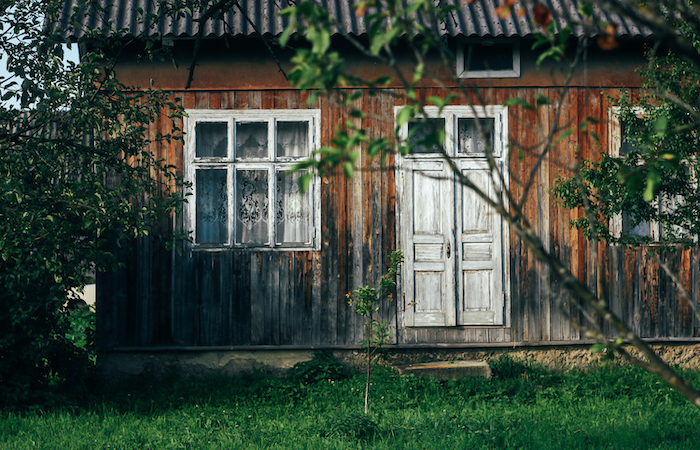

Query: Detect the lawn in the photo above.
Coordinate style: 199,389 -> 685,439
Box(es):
2,355 -> 699,449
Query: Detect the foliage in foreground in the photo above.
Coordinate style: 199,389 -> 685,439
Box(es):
553,42 -> 700,246
2,356 -> 700,449
0,0 -> 183,405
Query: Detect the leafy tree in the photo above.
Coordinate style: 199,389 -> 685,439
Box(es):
347,250 -> 403,414
272,0 -> 700,409
0,0 -> 184,405
553,44 -> 700,245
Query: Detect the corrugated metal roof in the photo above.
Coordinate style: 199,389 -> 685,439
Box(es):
54,0 -> 652,40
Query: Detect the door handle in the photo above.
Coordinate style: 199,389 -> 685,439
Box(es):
447,242 -> 451,259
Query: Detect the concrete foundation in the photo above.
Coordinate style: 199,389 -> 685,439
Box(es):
98,350 -> 315,382
97,343 -> 700,382
394,361 -> 492,380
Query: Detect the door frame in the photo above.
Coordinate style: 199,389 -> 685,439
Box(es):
395,105 -> 511,332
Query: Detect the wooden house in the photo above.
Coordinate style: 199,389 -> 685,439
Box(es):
57,0 -> 700,373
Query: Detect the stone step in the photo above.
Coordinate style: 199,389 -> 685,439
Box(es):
393,360 -> 492,380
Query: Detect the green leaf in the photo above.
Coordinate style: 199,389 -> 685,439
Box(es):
579,2 -> 594,18
278,19 -> 296,48
556,128 -> 574,142
298,173 -> 313,193
412,63 -> 424,84
406,0 -> 426,15
374,75 -> 393,86
644,168 -> 661,202
503,97 -> 534,110
558,26 -> 572,46
653,114 -> 668,137
343,161 -> 355,178
396,106 -> 415,128
367,139 -> 387,158
535,94 -> 550,106
590,343 -> 607,354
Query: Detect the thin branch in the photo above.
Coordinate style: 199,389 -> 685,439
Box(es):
654,249 -> 700,323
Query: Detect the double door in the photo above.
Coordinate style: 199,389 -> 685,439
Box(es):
400,108 -> 507,327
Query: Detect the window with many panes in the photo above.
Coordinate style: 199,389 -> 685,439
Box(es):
185,110 -> 321,249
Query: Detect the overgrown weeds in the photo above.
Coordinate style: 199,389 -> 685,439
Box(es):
2,356 -> 699,449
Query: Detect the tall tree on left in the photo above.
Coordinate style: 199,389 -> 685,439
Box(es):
0,0 -> 184,406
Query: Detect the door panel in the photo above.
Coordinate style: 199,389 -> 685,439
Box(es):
456,160 -> 504,325
403,160 -> 455,327
399,107 -> 508,330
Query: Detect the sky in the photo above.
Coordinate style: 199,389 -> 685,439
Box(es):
0,44 -> 80,108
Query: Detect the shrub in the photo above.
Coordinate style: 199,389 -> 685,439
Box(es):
287,351 -> 347,385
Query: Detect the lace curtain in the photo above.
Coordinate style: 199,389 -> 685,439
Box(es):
277,121 -> 308,158
196,122 -> 227,158
276,170 -> 310,244
408,118 -> 445,153
196,169 -> 228,244
458,118 -> 494,154
236,122 -> 268,159
236,170 -> 269,244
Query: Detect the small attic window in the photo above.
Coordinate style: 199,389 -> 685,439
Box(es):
456,40 -> 520,78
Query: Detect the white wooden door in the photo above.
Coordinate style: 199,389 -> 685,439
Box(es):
455,160 -> 504,325
399,106 -> 508,329
402,159 -> 456,327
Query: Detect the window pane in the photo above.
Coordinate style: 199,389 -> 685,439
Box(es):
464,43 -> 513,72
196,169 -> 227,244
276,170 -> 311,245
236,122 -> 268,159
196,122 -> 227,158
458,118 -> 495,154
277,121 -> 309,158
620,117 -> 645,156
622,211 -> 652,238
408,118 -> 444,154
236,170 -> 269,245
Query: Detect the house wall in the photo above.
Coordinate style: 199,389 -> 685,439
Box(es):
96,39 -> 700,350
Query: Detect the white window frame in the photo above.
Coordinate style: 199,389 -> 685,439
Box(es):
456,39 -> 521,79
184,109 -> 321,251
608,106 -> 661,241
398,105 -> 509,158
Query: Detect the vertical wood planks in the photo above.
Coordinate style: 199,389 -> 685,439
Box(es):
100,87 -> 700,350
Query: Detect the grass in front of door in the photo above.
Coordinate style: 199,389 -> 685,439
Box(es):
2,355 -> 698,449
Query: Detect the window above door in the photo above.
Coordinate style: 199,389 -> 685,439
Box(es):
399,105 -> 508,159
456,40 -> 521,79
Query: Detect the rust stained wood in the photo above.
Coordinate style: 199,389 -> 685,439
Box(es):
521,87 -> 540,342
320,95 -> 338,344
382,91 -> 398,340
350,92 -> 364,345
537,86 -> 551,342
250,253 -> 264,345
311,251 -> 323,345
221,91 -> 235,109
98,86 -> 700,351
507,86 -> 526,342
337,97 -> 352,345
279,252 -> 290,344
678,250 -> 695,335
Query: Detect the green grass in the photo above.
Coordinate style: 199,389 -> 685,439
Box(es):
2,357 -> 700,449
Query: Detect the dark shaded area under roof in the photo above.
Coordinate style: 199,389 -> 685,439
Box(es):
55,0 -> 652,41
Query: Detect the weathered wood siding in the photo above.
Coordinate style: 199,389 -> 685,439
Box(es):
97,86 -> 700,349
